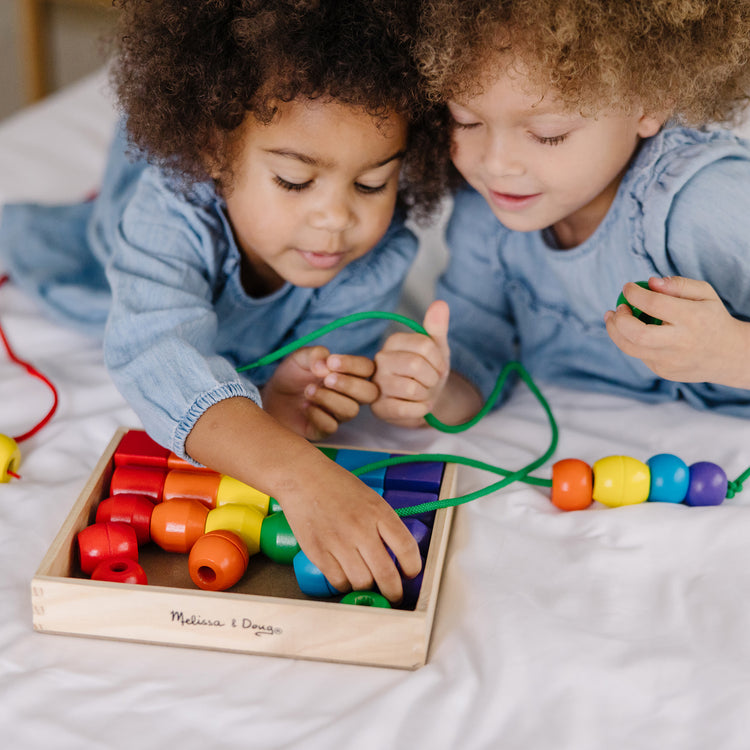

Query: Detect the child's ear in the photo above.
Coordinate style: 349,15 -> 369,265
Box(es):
637,112 -> 668,138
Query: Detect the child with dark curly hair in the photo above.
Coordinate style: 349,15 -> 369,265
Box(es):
0,0 -> 448,601
372,0 -> 750,429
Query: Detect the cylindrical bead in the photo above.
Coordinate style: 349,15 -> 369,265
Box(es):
149,497 -> 209,553
162,470 -> 221,508
91,557 -> 148,585
216,475 -> 271,515
551,459 -> 593,511
293,550 -> 339,597
592,455 -> 650,507
259,512 -> 300,564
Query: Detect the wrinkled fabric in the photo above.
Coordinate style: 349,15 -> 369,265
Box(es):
439,126 -> 750,416
0,126 -> 418,456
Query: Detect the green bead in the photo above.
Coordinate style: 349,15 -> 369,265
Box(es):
340,591 -> 391,608
259,512 -> 300,564
616,281 -> 662,325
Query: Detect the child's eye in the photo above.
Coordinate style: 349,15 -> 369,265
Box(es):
451,118 -> 481,131
274,176 -> 312,192
355,182 -> 387,195
534,133 -> 568,146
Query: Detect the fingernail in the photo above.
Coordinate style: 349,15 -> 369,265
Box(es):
328,356 -> 341,370
324,374 -> 337,387
305,384 -> 316,397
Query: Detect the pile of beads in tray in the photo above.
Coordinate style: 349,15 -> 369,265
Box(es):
550,453 -> 730,511
75,430 -> 445,610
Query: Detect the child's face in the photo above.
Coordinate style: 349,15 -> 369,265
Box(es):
223,98 -> 407,296
447,63 -> 662,247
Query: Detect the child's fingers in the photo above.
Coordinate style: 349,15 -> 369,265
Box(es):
325,354 -> 375,379
375,350 -> 444,392
320,371 -> 379,405
289,345 -> 332,377
306,382 -> 371,419
648,276 -> 718,302
378,517 -> 422,580
605,305 -> 662,355
422,300 -> 451,363
302,403 -> 340,439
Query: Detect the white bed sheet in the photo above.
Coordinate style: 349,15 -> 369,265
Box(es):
2,71 -> 750,750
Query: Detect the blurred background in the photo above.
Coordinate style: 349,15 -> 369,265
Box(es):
1,0 -> 116,122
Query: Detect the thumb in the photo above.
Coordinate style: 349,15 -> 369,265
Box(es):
422,300 -> 450,356
648,276 -> 718,302
288,345 -> 331,376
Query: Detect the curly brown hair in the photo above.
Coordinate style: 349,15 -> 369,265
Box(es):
417,0 -> 750,126
110,0 -> 450,219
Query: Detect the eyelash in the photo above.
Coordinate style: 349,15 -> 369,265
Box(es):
534,134 -> 568,146
273,176 -> 388,195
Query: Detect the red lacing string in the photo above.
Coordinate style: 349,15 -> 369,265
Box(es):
0,274 -> 59,447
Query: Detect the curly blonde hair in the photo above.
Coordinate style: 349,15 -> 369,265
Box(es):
418,0 -> 750,125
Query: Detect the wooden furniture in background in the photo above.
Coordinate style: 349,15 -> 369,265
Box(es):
19,0 -> 113,103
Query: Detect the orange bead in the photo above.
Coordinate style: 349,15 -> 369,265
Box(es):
188,530 -> 249,591
166,452 -> 218,473
149,497 -> 209,553
162,470 -> 221,508
550,459 -> 593,511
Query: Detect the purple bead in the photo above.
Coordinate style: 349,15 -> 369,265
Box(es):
685,462 -> 727,507
383,489 -> 437,527
385,460 -> 444,493
402,517 -> 432,556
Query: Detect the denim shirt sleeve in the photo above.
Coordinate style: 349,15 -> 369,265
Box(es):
437,188 -> 518,401
102,170 -> 261,459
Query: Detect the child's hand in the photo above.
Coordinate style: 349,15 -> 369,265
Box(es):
372,300 -> 451,427
605,276 -> 750,387
262,346 -> 378,440
280,456 -> 423,603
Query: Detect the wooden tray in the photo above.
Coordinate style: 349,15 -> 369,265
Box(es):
32,429 -> 456,669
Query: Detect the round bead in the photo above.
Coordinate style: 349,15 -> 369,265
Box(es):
259,512 -> 300,564
77,521 -> 139,576
293,550 -> 339,597
550,459 -> 593,511
0,433 -> 21,483
205,503 -> 264,556
592,455 -> 650,507
91,557 -> 148,585
149,497 -> 209,553
616,281 -> 662,325
96,493 -> 155,545
647,454 -> 689,503
188,530 -> 249,591
685,462 -> 727,507
340,591 -> 391,608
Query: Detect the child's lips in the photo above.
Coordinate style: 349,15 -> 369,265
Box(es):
297,249 -> 347,269
489,189 -> 542,211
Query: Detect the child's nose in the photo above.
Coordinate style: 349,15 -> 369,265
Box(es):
309,195 -> 355,233
484,136 -> 525,177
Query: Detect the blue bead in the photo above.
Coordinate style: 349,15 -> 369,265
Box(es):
685,462 -> 727,507
292,550 -> 339,597
334,449 -> 390,490
647,453 -> 689,503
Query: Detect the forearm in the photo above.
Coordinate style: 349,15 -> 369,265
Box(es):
184,396 -> 333,500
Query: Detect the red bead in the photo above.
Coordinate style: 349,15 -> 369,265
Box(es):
113,430 -> 170,468
77,521 -> 139,576
91,557 -> 148,585
551,459 -> 593,511
95,493 -> 155,545
110,465 -> 168,501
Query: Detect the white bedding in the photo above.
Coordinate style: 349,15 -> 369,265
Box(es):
2,71 -> 750,750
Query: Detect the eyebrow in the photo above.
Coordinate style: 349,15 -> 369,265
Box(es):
264,148 -> 406,170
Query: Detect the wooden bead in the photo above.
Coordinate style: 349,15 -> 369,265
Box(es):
0,433 -> 21,483
77,521 -> 138,576
293,550 -> 339,597
188,530 -> 249,591
205,504 -> 264,556
96,493 -> 155,545
551,459 -> 593,511
592,455 -> 650,508
647,453 -> 689,503
685,462 -> 727,507
91,557 -> 148,585
149,498 -> 209,553
340,591 -> 391,608
259,512 -> 300,564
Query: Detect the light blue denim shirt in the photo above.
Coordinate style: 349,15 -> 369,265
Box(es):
0,127 -> 418,456
439,126 -> 750,417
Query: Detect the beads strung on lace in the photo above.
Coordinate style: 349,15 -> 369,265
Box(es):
550,453 -> 728,512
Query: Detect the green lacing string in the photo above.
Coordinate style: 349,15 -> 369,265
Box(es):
238,311 -> 556,516
237,310 -> 750,513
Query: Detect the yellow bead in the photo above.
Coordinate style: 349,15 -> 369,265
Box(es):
215,475 -> 270,516
592,455 -> 650,507
0,434 -> 21,483
205,503 -> 264,556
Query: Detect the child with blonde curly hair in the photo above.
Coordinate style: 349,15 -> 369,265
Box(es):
373,0 -> 750,428
0,0 -> 448,601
